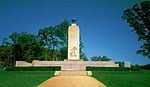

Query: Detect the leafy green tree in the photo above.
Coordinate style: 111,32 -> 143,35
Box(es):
55,19 -> 70,47
2,38 -> 11,46
122,1 -> 150,58
8,32 -> 43,62
91,56 -> 111,61
38,26 -> 58,60
80,53 -> 88,61
100,56 -> 111,61
90,56 -> 99,61
1,37 -> 15,67
38,20 -> 70,61
56,20 -> 70,60
59,47 -> 68,60
79,36 -> 88,61
0,45 -> 14,67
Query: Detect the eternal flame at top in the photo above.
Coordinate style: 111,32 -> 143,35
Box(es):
71,18 -> 77,24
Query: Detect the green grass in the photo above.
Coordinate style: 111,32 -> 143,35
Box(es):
0,68 -> 54,87
92,70 -> 150,87
0,68 -> 150,87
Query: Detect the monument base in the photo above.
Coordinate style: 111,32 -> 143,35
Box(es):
54,71 -> 92,76
16,60 -> 120,70
64,59 -> 83,61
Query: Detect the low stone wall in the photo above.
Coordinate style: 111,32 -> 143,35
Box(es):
16,61 -> 32,67
16,60 -> 119,70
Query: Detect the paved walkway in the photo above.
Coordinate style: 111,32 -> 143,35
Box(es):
38,71 -> 106,87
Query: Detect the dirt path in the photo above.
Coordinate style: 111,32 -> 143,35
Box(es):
38,76 -> 106,87
38,71 -> 106,87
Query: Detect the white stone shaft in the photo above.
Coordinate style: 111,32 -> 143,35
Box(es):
68,23 -> 80,60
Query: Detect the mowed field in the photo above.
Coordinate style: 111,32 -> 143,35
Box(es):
0,68 -> 54,87
93,71 -> 150,87
0,68 -> 150,87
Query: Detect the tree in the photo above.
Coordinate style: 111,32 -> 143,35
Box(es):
55,20 -> 70,60
38,26 -> 59,60
0,45 -> 14,67
38,20 -> 70,61
59,47 -> 68,60
91,56 -> 99,61
55,19 -> 70,47
8,32 -> 43,62
122,1 -> 150,58
79,36 -> 88,61
80,53 -> 88,61
1,38 -> 14,67
90,56 -> 111,61
100,56 -> 111,61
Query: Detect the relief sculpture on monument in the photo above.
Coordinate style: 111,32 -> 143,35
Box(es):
70,46 -> 77,57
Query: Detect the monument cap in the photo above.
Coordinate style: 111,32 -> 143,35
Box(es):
71,18 -> 77,24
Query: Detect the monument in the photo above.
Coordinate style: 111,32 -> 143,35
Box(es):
68,18 -> 80,60
16,18 -> 128,70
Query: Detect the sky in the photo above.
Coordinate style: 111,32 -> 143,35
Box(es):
0,0 -> 149,65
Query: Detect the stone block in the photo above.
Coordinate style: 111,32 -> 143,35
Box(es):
124,61 -> 131,67
54,71 -> 60,76
87,71 -> 92,76
16,61 -> 32,66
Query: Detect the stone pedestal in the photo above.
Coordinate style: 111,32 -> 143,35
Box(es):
68,23 -> 80,60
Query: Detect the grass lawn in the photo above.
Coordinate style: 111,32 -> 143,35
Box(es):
0,68 -> 54,87
0,68 -> 150,87
93,70 -> 150,87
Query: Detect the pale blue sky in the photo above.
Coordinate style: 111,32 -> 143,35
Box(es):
0,0 -> 149,64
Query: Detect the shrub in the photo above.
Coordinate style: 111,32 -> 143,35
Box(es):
86,66 -> 140,71
131,64 -> 141,71
140,64 -> 150,70
5,66 -> 15,71
0,61 -> 7,68
130,67 -> 140,71
5,66 -> 61,71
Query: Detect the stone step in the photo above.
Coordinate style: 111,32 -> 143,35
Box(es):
60,71 -> 87,76
55,71 -> 92,76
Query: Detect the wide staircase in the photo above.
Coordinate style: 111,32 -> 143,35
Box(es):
55,70 -> 92,76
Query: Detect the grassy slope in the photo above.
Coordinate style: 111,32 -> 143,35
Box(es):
0,69 -> 54,87
92,71 -> 150,87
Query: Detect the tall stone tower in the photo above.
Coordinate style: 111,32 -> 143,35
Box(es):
68,18 -> 80,60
